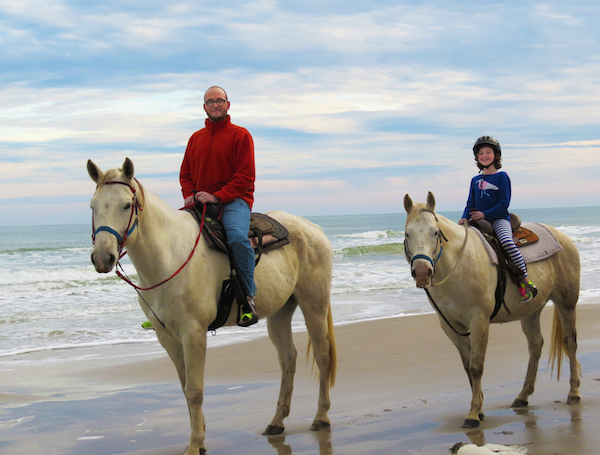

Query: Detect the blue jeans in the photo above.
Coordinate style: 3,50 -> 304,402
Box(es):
220,198 -> 256,297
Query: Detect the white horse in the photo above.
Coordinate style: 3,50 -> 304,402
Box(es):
403,192 -> 581,429
87,158 -> 336,455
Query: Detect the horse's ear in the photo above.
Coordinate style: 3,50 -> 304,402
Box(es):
87,159 -> 103,184
404,194 -> 413,213
122,158 -> 135,182
426,192 -> 436,211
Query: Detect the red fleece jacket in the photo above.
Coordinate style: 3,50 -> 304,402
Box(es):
180,116 -> 255,209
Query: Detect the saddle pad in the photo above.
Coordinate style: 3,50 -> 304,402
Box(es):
514,226 -> 539,246
470,222 -> 563,265
518,222 -> 563,263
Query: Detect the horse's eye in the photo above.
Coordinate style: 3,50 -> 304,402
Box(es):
124,203 -> 132,210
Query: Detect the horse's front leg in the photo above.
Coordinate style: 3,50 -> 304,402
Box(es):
181,329 -> 208,455
511,310 -> 543,408
463,319 -> 489,428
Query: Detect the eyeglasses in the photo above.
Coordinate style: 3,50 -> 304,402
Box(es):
204,99 -> 228,107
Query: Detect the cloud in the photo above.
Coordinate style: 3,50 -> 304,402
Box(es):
0,0 -> 599,225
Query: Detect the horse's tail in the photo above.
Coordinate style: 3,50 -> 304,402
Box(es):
306,305 -> 337,388
327,305 -> 337,387
549,305 -> 581,379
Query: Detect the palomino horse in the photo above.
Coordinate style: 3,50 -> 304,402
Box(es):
403,192 -> 581,428
87,158 -> 336,455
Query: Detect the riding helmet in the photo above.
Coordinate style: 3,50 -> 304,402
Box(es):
473,135 -> 501,156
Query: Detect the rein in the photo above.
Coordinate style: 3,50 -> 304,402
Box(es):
430,223 -> 469,287
92,180 -> 206,292
116,204 -> 206,292
405,211 -> 471,337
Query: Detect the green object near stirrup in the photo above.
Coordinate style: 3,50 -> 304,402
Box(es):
142,321 -> 154,330
237,297 -> 259,327
519,279 -> 538,303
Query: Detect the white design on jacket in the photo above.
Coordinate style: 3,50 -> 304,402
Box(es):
477,178 -> 499,197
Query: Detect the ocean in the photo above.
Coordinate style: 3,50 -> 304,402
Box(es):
0,207 -> 598,367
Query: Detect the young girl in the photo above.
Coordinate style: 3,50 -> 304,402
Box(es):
458,136 -> 537,303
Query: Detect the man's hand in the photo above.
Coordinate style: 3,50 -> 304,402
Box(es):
184,195 -> 195,206
195,191 -> 219,204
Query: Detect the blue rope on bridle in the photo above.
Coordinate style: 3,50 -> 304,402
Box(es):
91,181 -> 141,252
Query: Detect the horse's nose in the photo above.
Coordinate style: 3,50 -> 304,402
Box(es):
91,251 -> 116,273
412,262 -> 433,287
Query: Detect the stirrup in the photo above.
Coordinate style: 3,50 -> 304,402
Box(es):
519,279 -> 537,303
237,297 -> 258,327
141,321 -> 154,330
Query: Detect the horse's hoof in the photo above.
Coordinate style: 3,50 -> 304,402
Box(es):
510,398 -> 529,408
567,395 -> 581,405
310,420 -> 331,431
182,447 -> 206,455
262,425 -> 285,435
461,418 -> 480,429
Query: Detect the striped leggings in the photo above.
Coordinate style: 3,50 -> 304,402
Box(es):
492,218 -> 528,277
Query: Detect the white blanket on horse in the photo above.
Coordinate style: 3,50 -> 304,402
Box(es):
471,222 -> 564,266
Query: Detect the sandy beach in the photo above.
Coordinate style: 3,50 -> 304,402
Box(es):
2,303 -> 600,455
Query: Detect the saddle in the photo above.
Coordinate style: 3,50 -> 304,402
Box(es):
468,214 -> 535,285
468,214 -> 535,320
184,203 -> 290,258
183,203 -> 290,331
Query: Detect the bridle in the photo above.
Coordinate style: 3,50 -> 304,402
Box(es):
404,210 -> 447,278
404,210 -> 470,287
91,180 -> 205,292
92,180 -> 142,253
404,209 -> 471,336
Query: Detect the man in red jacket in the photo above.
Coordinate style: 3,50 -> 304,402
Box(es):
180,86 -> 258,327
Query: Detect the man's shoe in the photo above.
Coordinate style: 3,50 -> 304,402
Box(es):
142,321 -> 154,330
238,296 -> 258,327
519,279 -> 538,303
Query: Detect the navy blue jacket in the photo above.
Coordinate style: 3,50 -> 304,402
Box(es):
461,171 -> 511,222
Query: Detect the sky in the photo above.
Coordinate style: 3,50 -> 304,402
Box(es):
1,0 -> 599,226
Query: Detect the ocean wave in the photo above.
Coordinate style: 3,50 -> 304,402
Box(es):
332,281 -> 412,295
337,242 -> 404,257
0,246 -> 92,255
0,265 -> 136,287
556,225 -> 600,236
0,337 -> 158,359
336,229 -> 403,240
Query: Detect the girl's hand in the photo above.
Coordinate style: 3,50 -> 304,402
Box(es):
458,218 -> 468,225
469,210 -> 485,221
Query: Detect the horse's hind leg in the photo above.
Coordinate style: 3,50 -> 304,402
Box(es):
553,300 -> 581,404
293,278 -> 337,432
303,301 -> 335,432
263,297 -> 299,436
549,235 -> 581,404
511,310 -> 544,408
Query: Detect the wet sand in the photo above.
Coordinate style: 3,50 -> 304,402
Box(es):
2,304 -> 600,455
